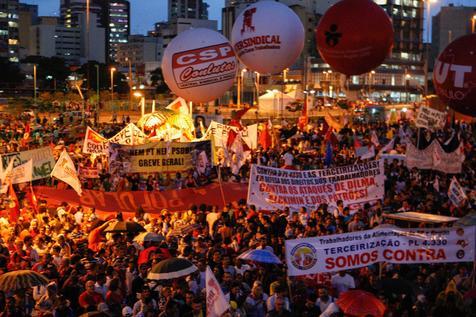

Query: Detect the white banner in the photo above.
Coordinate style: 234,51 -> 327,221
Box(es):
415,106 -> 446,130
82,126 -> 108,154
109,123 -> 147,145
247,161 -> 385,210
285,226 -> 476,276
9,159 -> 33,184
206,266 -> 230,317
448,177 -> 467,207
406,141 -> 464,174
51,150 -> 82,196
1,147 -> 55,181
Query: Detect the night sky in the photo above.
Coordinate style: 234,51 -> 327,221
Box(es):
22,0 -> 474,40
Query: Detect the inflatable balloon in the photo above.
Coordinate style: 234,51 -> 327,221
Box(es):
433,33 -> 476,117
231,0 -> 304,74
315,0 -> 393,76
161,28 -> 237,103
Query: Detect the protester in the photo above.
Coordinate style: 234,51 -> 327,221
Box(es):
0,111 -> 474,316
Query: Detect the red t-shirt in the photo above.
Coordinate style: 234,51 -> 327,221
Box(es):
79,291 -> 103,308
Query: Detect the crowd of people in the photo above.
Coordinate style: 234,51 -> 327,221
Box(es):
0,110 -> 474,317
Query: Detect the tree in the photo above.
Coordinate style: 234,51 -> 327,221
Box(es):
22,56 -> 70,89
150,67 -> 170,94
0,57 -> 24,85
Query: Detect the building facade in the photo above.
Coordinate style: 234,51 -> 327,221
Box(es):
431,4 -> 476,68
18,3 -> 38,59
59,0 -> 130,63
29,13 -> 105,65
0,0 -> 19,62
168,0 -> 209,20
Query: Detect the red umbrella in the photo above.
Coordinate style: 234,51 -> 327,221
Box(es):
336,290 -> 386,317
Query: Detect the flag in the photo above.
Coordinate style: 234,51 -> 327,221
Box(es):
0,160 -> 14,194
29,184 -> 38,213
353,135 -> 362,150
206,266 -> 230,317
370,130 -> 380,147
259,120 -> 272,150
377,137 -> 395,157
324,141 -> 333,167
8,183 -> 20,223
51,150 -> 82,196
448,177 -> 467,207
166,97 -> 189,115
360,145 -> 375,160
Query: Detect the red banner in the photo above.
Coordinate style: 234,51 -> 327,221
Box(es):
34,183 -> 247,214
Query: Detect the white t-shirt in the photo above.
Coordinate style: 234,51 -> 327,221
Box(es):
331,273 -> 355,295
206,212 -> 220,236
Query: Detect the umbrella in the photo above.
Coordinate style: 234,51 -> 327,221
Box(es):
104,221 -> 145,233
454,211 -> 476,227
169,223 -> 201,236
336,290 -> 386,317
237,249 -> 281,264
134,232 -> 164,244
0,270 -> 49,291
147,257 -> 198,280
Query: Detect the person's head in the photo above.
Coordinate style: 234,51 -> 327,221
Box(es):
252,284 -> 263,298
274,296 -> 286,312
185,291 -> 194,305
318,288 -> 329,300
222,272 -> 233,284
85,280 -> 95,294
191,298 -> 202,314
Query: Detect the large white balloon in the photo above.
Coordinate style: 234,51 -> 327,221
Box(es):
161,28 -> 237,103
231,0 -> 305,74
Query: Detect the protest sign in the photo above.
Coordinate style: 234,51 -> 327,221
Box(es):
1,147 -> 55,181
79,167 -> 100,179
448,177 -> 467,207
82,126 -> 108,154
33,182 -> 248,214
247,161 -> 384,210
108,140 -> 212,174
285,226 -> 476,276
109,123 -> 147,145
206,266 -> 230,317
415,106 -> 446,130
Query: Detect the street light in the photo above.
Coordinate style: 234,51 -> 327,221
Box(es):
254,71 -> 260,106
110,67 -> 116,104
134,91 -> 145,118
472,14 -> 476,33
33,64 -> 37,106
237,69 -> 247,106
424,0 -> 437,96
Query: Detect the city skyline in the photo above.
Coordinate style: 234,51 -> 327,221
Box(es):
21,0 -> 475,41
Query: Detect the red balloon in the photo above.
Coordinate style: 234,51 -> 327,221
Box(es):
433,33 -> 476,117
316,0 -> 393,76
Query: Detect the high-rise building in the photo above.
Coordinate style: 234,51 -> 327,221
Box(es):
431,4 -> 476,68
168,0 -> 209,21
60,0 -> 130,63
29,14 -> 105,65
18,2 -> 38,59
106,0 -> 130,62
0,0 -> 19,62
310,0 -> 425,103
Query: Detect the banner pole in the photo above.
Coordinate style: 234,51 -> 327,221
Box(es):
218,165 -> 226,207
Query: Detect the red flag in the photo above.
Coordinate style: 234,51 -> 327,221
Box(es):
353,135 -> 362,149
29,184 -> 38,213
8,184 -> 20,223
259,121 -> 272,150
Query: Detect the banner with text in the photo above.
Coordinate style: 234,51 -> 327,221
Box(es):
108,140 -> 212,174
0,147 -> 55,181
406,141 -> 464,174
248,161 -> 384,210
415,106 -> 446,130
109,123 -> 147,145
285,226 -> 476,276
33,182 -> 248,213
